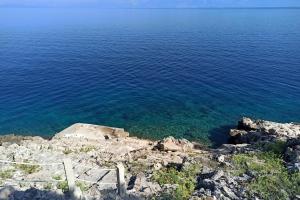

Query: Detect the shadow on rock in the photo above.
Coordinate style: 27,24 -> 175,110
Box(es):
0,186 -> 69,200
0,186 -> 147,200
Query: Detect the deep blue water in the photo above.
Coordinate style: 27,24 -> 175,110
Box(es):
0,8 -> 300,144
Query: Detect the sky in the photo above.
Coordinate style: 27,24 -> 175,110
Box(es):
1,0 -> 300,8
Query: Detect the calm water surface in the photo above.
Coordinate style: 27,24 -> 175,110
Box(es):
0,8 -> 300,144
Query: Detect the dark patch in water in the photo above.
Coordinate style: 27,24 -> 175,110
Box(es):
208,125 -> 236,148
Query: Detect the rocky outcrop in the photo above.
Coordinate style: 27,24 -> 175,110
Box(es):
0,124 -> 203,200
230,117 -> 300,144
238,117 -> 300,138
1,118 -> 299,200
154,136 -> 194,152
229,117 -> 300,173
194,168 -> 249,200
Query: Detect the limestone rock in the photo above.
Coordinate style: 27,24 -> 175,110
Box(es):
229,129 -> 247,137
1,118 -> 298,200
128,173 -> 161,195
216,155 -> 225,163
54,123 -> 129,140
238,117 -> 258,130
237,117 -> 300,138
155,137 -> 194,152
153,163 -> 162,171
221,186 -> 239,200
211,170 -> 224,181
230,117 -> 300,145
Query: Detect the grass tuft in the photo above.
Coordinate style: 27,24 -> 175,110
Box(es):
0,169 -> 15,179
15,163 -> 40,174
57,181 -> 69,193
63,148 -> 73,155
43,183 -> 53,190
232,152 -> 300,200
76,181 -> 89,191
79,145 -> 96,153
152,164 -> 201,200
263,140 -> 286,155
52,175 -> 62,180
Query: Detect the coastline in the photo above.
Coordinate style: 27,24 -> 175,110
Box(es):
0,117 -> 299,199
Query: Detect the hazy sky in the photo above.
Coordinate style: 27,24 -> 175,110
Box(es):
1,0 -> 300,8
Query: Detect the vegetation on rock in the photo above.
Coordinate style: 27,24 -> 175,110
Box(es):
57,181 -> 69,193
263,140 -> 286,155
62,148 -> 73,155
0,118 -> 299,199
232,147 -> 300,200
152,164 -> 201,200
0,169 -> 15,179
43,182 -> 53,190
15,163 -> 40,174
79,145 -> 96,153
52,175 -> 62,180
76,181 -> 89,192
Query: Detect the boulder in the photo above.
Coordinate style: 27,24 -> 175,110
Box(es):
153,163 -> 162,171
155,137 -> 194,152
221,186 -> 239,200
229,129 -> 247,137
238,117 -> 258,130
216,155 -> 225,163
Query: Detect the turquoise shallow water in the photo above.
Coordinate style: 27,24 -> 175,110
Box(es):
0,8 -> 300,145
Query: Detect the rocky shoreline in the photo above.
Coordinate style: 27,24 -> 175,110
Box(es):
0,118 -> 299,200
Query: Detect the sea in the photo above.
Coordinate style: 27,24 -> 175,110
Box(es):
0,8 -> 300,145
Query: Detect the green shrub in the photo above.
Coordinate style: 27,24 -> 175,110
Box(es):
76,181 -> 89,191
79,145 -> 96,153
232,152 -> 284,176
63,148 -> 73,155
57,181 -> 69,193
152,165 -> 200,200
0,169 -> 15,179
15,164 -> 40,174
52,175 -> 62,180
232,152 -> 300,200
43,183 -> 53,190
264,140 -> 286,155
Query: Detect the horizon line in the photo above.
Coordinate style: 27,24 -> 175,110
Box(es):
1,6 -> 300,9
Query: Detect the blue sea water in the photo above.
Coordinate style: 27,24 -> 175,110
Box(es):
0,8 -> 300,145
